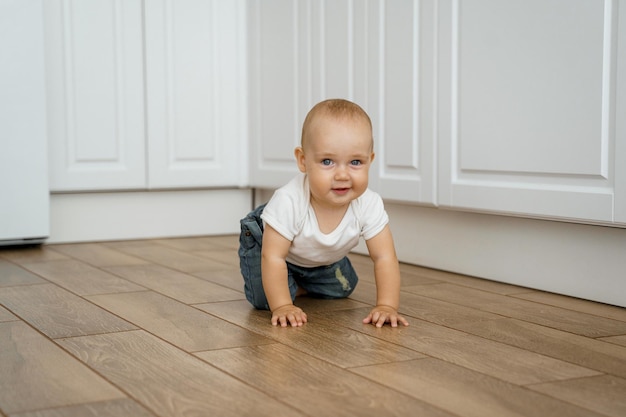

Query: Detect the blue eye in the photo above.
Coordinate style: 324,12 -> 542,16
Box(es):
351,160 -> 362,166
322,159 -> 332,166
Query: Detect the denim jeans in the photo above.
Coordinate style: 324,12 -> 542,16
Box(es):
238,204 -> 359,310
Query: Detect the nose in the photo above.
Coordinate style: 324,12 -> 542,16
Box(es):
334,164 -> 349,180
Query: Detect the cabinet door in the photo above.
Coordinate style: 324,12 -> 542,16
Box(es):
247,0 -> 313,188
373,0 -> 436,204
46,0 -> 146,191
144,0 -> 246,188
437,0 -> 622,224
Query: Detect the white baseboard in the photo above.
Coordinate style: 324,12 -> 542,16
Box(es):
363,203 -> 626,308
48,189 -> 252,244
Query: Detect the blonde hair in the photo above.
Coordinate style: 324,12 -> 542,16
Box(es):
301,99 -> 373,150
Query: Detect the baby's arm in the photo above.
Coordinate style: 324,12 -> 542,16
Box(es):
363,225 -> 409,327
261,224 -> 308,327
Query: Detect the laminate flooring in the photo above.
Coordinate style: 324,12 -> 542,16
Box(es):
1,235 -> 625,416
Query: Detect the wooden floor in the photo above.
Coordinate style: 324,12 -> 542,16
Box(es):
1,236 -> 626,417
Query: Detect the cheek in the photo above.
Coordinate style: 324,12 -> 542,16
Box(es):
352,169 -> 368,181
308,172 -> 329,190
353,171 -> 370,189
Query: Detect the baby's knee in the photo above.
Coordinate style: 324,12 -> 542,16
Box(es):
246,293 -> 270,311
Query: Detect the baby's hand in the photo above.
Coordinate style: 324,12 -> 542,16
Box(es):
271,304 -> 308,327
363,305 -> 409,328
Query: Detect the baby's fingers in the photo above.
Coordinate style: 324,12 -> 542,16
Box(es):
363,308 -> 410,327
271,309 -> 307,327
374,311 -> 388,328
396,314 -> 409,327
287,311 -> 307,327
364,310 -> 385,327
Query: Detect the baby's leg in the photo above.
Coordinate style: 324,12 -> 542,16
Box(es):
239,204 -> 300,309
239,204 -> 268,309
289,257 -> 359,299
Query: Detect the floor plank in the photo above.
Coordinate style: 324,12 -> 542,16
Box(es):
10,398 -> 155,417
190,268 -> 248,292
57,330 -> 304,417
104,264 -> 244,304
316,307 -> 601,385
0,284 -> 136,339
454,317 -> 626,378
0,259 -> 47,287
191,249 -> 241,268
0,305 -> 16,322
350,358 -> 606,417
86,290 -> 273,352
48,243 -> 148,267
196,300 -> 425,368
398,290 -> 504,326
527,374 -> 626,417
511,291 -> 626,322
404,283 -> 626,337
152,235 -> 239,252
0,246 -> 68,263
200,234 -> 239,249
105,243 -> 233,273
21,259 -> 145,296
398,264 -> 532,295
292,295 -> 369,312
599,335 -> 626,348
0,321 -> 124,415
349,280 -> 504,327
197,343 -> 455,417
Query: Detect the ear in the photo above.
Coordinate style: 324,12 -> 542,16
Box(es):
370,151 -> 376,163
294,147 -> 307,173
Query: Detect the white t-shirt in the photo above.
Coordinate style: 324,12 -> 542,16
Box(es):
261,173 -> 389,267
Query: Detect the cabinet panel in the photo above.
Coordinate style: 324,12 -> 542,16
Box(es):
145,0 -> 246,188
438,0 -> 620,223
314,0 -> 369,104
376,0 -> 436,204
247,0 -> 302,188
46,0 -> 145,191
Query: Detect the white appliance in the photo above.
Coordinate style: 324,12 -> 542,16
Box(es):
0,0 -> 49,246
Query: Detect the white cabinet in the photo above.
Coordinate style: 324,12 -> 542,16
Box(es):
249,0 -> 626,227
437,0 -> 625,225
46,0 -> 246,191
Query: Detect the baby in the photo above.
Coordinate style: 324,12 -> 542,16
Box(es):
239,99 -> 408,328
